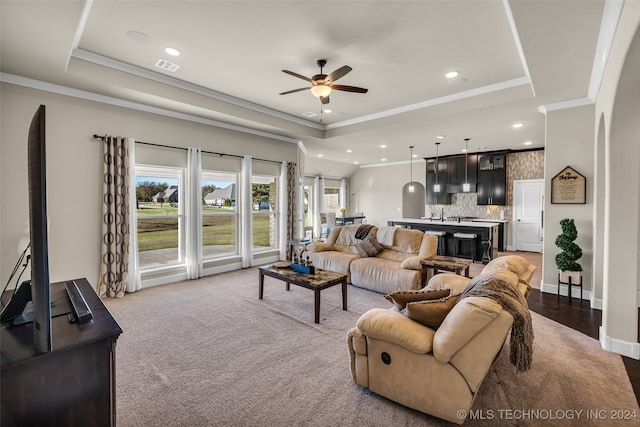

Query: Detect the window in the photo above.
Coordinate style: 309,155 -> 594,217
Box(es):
252,174 -> 278,251
201,171 -> 238,259
135,166 -> 185,270
303,185 -> 313,239
324,186 -> 341,213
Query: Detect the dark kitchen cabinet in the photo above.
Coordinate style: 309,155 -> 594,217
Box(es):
425,158 -> 449,205
477,152 -> 507,205
446,154 -> 477,193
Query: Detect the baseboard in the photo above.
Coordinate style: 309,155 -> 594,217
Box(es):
590,296 -> 603,310
600,326 -> 640,360
203,262 -> 243,276
541,282 -> 592,302
141,272 -> 188,289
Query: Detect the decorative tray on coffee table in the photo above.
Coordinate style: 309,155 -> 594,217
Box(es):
273,261 -> 291,268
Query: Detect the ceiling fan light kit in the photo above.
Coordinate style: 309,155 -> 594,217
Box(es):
280,59 -> 368,105
310,85 -> 332,98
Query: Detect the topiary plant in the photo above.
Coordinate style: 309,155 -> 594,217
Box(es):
555,218 -> 582,272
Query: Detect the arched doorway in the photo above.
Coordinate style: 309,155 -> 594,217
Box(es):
601,21 -> 640,358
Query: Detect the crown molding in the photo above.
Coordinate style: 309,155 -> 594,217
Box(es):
71,48 -> 325,131
0,73 -> 303,146
588,0 -> 625,100
326,77 -> 530,130
502,0 -> 536,97
538,97 -> 594,114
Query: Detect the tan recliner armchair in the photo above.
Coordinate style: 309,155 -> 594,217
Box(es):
347,255 -> 536,424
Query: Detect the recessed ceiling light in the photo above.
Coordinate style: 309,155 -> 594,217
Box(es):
380,145 -> 387,148
445,71 -> 459,79
436,135 -> 445,139
354,161 -> 359,164
318,154 -> 323,157
323,109 -> 332,113
165,47 -> 180,56
381,158 -> 387,162
302,112 -> 317,117
461,148 -> 468,153
513,122 -> 524,128
412,154 -> 418,158
346,149 -> 352,153
524,141 -> 533,145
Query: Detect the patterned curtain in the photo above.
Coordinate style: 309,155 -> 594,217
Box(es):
99,136 -> 130,298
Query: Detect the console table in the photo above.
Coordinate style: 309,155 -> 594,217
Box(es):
1,278 -> 122,426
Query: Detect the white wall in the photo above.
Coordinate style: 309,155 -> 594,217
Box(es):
0,83 -> 298,289
541,104 -> 595,295
304,156 -> 359,180
349,160 -> 426,228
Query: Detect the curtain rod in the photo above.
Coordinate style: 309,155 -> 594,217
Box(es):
92,134 -> 285,165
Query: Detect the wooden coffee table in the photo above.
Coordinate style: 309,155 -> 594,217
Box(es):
258,265 -> 348,323
420,255 -> 472,278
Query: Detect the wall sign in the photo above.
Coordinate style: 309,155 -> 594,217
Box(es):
551,166 -> 586,204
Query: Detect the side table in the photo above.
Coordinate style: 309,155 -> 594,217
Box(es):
420,255 -> 472,286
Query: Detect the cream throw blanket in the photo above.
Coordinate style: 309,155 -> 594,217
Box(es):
458,273 -> 534,372
376,226 -> 396,247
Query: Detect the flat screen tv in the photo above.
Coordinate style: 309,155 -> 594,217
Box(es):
0,105 -> 52,353
28,104 -> 52,353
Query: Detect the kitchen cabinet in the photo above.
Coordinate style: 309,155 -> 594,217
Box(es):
425,158 -> 449,205
477,151 -> 507,205
446,154 -> 477,193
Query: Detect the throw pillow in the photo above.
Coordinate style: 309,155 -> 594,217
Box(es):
402,295 -> 459,329
384,288 -> 450,310
355,234 -> 384,257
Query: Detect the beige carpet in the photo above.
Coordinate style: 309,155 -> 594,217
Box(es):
105,267 -> 638,426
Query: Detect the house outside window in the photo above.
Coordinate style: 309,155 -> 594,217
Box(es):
201,171 -> 238,259
135,166 -> 185,270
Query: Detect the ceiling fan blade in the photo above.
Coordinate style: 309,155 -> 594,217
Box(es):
279,87 -> 311,95
330,84 -> 368,93
326,65 -> 352,84
282,70 -> 312,82
320,95 -> 330,104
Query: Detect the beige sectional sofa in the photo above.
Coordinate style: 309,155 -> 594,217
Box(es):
347,255 -> 536,425
303,225 -> 438,295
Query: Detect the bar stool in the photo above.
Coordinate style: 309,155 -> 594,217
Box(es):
453,232 -> 477,261
425,230 -> 447,255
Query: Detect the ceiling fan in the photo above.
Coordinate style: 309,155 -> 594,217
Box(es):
279,59 -> 368,105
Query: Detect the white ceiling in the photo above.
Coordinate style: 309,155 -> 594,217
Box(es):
1,0 -> 606,165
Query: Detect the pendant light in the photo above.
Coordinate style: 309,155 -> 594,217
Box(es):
434,142 -> 441,193
463,138 -> 471,192
408,146 -> 415,193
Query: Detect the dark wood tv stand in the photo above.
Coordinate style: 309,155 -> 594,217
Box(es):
1,278 -> 122,426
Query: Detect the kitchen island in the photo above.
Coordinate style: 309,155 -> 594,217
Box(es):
386,218 -> 500,263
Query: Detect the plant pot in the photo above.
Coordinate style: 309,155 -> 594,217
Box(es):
559,270 -> 581,283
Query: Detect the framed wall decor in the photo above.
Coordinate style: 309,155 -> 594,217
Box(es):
551,166 -> 586,204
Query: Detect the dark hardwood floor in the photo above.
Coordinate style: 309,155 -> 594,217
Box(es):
527,289 -> 640,405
